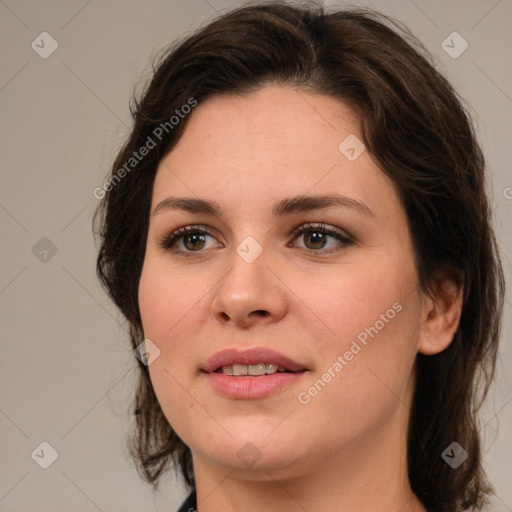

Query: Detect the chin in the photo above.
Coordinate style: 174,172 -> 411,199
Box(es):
198,425 -> 307,468
198,441 -> 305,477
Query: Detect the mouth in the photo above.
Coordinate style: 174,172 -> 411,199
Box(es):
213,362 -> 297,376
201,347 -> 307,375
200,347 -> 308,399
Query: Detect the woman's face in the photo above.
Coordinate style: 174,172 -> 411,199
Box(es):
139,84 -> 426,477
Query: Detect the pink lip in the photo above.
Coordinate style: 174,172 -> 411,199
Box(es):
202,347 -> 306,373
203,372 -> 307,399
200,347 -> 308,400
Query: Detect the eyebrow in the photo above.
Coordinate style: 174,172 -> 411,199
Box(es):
151,193 -> 375,218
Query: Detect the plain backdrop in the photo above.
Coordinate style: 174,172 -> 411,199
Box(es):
1,1 -> 511,510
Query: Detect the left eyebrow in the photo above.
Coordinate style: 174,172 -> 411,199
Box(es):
151,193 -> 375,218
272,193 -> 374,218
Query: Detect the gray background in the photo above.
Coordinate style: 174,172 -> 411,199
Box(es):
1,0 -> 511,510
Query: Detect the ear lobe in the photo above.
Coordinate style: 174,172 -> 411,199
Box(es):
418,271 -> 463,356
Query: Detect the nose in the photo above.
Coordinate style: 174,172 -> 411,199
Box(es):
210,244 -> 288,328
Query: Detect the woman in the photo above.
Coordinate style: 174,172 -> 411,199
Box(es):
93,3 -> 505,511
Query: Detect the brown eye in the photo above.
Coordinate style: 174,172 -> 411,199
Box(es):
182,232 -> 207,251
302,230 -> 329,250
291,222 -> 354,254
158,225 -> 218,254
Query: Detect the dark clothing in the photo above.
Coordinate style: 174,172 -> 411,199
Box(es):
176,488 -> 197,512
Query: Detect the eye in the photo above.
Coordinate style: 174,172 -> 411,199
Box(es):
158,222 -> 354,256
290,222 -> 354,253
158,225 -> 220,254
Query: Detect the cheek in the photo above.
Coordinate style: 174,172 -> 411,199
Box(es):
295,261 -> 416,350
138,259 -> 206,341
294,260 -> 420,409
292,276 -> 419,444
139,260 -> 172,332
138,262 -> 198,389
139,264 -> 204,437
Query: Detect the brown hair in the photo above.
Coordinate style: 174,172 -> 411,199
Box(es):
93,3 -> 505,511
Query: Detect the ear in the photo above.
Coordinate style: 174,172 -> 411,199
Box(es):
418,269 -> 464,356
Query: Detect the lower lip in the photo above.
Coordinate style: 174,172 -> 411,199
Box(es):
203,371 -> 307,399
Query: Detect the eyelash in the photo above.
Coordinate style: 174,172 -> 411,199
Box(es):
158,222 -> 354,256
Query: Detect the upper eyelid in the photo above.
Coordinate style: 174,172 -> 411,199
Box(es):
291,222 -> 350,238
163,222 -> 348,238
159,222 -> 353,249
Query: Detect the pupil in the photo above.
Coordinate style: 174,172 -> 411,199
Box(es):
184,233 -> 205,251
305,231 -> 326,249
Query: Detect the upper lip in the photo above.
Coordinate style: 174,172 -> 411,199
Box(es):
202,347 -> 307,373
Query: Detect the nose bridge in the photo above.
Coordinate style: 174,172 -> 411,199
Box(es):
210,235 -> 288,325
225,242 -> 267,295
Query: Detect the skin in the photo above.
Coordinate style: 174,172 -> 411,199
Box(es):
138,84 -> 462,512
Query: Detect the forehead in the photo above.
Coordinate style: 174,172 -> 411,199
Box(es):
168,84 -> 362,170
152,84 -> 402,222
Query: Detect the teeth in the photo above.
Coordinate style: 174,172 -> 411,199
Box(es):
265,363 -> 278,374
221,362 -> 285,376
248,363 -> 266,376
232,364 -> 248,376
221,365 -> 234,376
